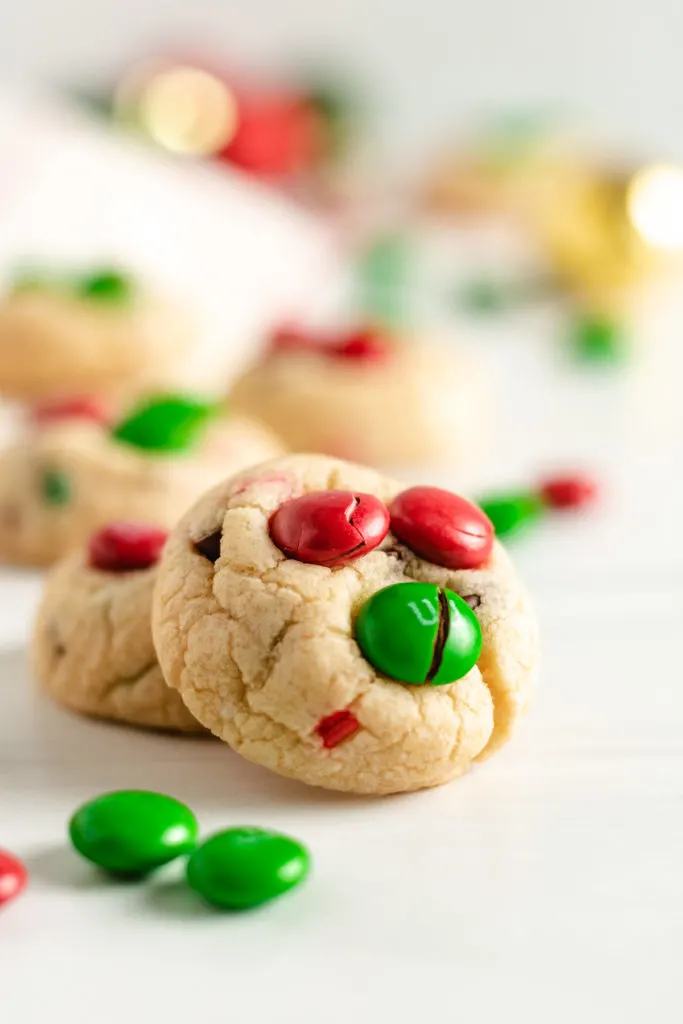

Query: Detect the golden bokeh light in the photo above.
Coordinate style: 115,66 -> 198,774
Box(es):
627,164 -> 683,251
116,64 -> 239,156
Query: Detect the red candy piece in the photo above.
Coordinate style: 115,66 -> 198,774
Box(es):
88,522 -> 169,572
538,473 -> 598,510
32,396 -> 110,427
390,486 -> 494,570
0,849 -> 27,907
220,92 -> 319,179
315,709 -> 360,748
331,328 -> 392,363
270,490 -> 390,566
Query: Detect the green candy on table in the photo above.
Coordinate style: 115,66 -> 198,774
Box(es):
186,827 -> 311,910
69,790 -> 198,876
75,268 -> 135,305
41,468 -> 71,506
355,581 -> 482,686
112,394 -> 219,454
571,312 -> 625,364
478,492 -> 545,539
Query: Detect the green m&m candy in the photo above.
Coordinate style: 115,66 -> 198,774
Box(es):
478,492 -> 545,539
76,268 -> 135,305
111,394 -> 218,453
355,581 -> 482,686
40,467 -> 71,506
69,790 -> 198,876
187,827 -> 311,910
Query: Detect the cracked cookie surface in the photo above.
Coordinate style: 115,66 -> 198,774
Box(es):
33,548 -> 204,732
0,415 -> 284,566
152,454 -> 538,795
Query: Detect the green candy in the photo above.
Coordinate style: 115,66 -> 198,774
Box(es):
356,231 -> 411,328
478,492 -> 545,539
76,268 -> 135,305
186,827 -> 311,910
355,581 -> 482,686
571,312 -> 625,363
69,790 -> 198,876
41,468 -> 71,506
457,277 -> 510,314
111,394 -> 218,453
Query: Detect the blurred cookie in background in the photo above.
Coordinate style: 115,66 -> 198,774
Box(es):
229,324 -> 488,469
0,266 -> 196,401
0,391 -> 284,566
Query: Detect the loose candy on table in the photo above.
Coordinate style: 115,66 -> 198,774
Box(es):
69,790 -> 198,876
477,492 -> 545,540
111,394 -> 219,453
570,311 -> 625,364
390,486 -> 493,570
270,490 -> 390,566
0,849 -> 28,907
355,581 -> 482,686
538,472 -> 598,510
88,522 -> 169,572
186,827 -> 311,910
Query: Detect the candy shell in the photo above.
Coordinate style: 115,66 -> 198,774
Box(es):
270,490 -> 390,566
186,827 -> 310,909
0,849 -> 28,907
88,522 -> 169,572
69,790 -> 198,876
390,486 -> 493,570
355,581 -> 482,686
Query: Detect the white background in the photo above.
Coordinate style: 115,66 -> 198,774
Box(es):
2,0 -> 683,169
2,4 -> 683,1021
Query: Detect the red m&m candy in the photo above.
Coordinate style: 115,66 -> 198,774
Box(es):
0,849 -> 27,907
331,328 -> 392,363
390,486 -> 493,570
88,522 -> 169,572
32,396 -> 110,427
538,472 -> 598,510
270,490 -> 390,566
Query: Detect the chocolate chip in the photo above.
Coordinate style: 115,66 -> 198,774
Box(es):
462,594 -> 481,610
193,529 -> 222,563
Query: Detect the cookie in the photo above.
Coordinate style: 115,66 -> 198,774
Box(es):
0,396 -> 284,566
0,268 -> 194,400
33,522 -> 204,732
152,454 -> 538,795
229,327 -> 486,468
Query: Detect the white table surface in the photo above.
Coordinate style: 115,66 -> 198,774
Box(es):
2,214 -> 683,1021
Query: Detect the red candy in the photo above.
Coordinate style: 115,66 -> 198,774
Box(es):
220,92 -> 319,179
331,328 -> 392,363
88,522 -> 169,572
32,396 -> 110,427
538,473 -> 598,510
315,709 -> 360,748
390,486 -> 494,570
270,490 -> 390,566
0,849 -> 27,907
268,325 -> 322,356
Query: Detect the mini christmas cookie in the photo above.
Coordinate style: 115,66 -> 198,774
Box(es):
33,522 -> 204,731
228,326 -> 485,468
0,393 -> 284,566
152,454 -> 538,795
0,267 -> 195,399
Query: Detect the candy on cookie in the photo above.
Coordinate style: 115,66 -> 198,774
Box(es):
151,454 -> 538,795
228,325 -> 486,468
32,521 -> 205,732
0,392 -> 285,566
